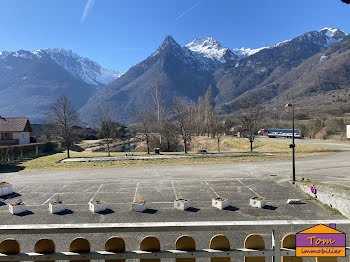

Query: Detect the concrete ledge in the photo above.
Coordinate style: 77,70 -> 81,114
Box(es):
59,152 -> 263,163
296,181 -> 350,218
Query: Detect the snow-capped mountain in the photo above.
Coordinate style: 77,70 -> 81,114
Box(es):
215,27 -> 349,112
232,27 -> 348,59
0,48 -> 123,123
1,27 -> 349,124
185,37 -> 238,70
0,48 -> 122,86
80,35 -> 218,124
150,36 -> 237,71
45,48 -> 123,86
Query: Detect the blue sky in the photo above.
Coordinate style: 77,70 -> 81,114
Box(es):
1,0 -> 349,72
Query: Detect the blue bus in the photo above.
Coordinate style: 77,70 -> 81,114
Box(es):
267,129 -> 302,139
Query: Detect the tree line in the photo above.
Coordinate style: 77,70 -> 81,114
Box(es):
46,88 -> 264,158
46,95 -> 128,158
133,85 -> 221,154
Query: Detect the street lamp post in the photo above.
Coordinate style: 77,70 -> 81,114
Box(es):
217,135 -> 221,153
285,103 -> 296,184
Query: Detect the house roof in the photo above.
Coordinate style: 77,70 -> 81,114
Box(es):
298,224 -> 343,234
0,117 -> 31,132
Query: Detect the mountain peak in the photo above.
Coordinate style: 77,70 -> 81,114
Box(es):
159,35 -> 180,49
186,37 -> 222,49
318,27 -> 348,40
185,37 -> 237,65
164,35 -> 176,41
44,48 -> 123,86
151,35 -> 183,58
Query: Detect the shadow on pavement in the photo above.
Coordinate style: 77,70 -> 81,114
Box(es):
98,208 -> 115,215
224,205 -> 239,211
263,205 -> 278,210
0,192 -> 22,200
54,209 -> 74,216
15,210 -> 34,217
144,208 -> 158,214
186,207 -> 200,213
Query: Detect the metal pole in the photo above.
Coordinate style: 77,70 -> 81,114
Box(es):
292,106 -> 296,184
217,136 -> 220,153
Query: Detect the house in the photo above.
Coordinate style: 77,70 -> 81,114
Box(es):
0,116 -> 32,145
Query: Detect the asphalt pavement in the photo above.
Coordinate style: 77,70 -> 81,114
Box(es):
0,138 -> 349,254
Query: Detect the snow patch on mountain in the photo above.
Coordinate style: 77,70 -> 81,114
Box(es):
186,37 -> 236,63
12,51 -> 37,60
273,39 -> 291,47
320,55 -> 328,62
184,37 -> 237,70
232,27 -> 348,59
0,48 -> 122,86
318,28 -> 348,48
232,47 -> 268,59
320,27 -> 346,38
0,51 -> 10,59
45,48 -> 123,86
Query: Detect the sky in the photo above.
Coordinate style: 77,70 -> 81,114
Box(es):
1,0 -> 349,72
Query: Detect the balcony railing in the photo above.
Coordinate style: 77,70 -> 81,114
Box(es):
0,220 -> 349,262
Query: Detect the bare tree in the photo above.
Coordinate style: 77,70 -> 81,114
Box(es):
204,85 -> 217,137
151,84 -> 164,144
98,107 -> 119,157
195,96 -> 206,136
174,97 -> 193,154
47,95 -> 80,158
136,110 -> 155,154
128,124 -> 138,138
238,97 -> 263,152
160,119 -> 179,152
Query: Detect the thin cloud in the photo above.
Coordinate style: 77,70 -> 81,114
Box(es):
81,0 -> 95,23
176,1 -> 201,21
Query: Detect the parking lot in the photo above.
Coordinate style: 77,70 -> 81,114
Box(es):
2,138 -> 349,254
0,177 -> 341,225
0,176 -> 343,256
1,154 -> 347,255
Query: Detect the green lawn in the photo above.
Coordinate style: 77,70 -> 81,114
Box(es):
0,137 -> 339,172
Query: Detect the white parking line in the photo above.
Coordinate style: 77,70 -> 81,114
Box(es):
204,180 -> 220,198
27,201 -> 210,207
236,178 -> 261,197
18,186 -> 29,193
41,185 -> 67,205
89,184 -> 104,203
171,180 -> 178,200
133,182 -> 140,202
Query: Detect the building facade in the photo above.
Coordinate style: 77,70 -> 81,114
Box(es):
0,117 -> 32,145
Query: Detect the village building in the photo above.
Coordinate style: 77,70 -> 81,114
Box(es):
0,116 -> 32,145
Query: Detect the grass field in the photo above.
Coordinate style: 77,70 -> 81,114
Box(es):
0,137 -> 339,172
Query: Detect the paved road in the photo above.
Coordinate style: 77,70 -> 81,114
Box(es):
257,137 -> 350,186
2,138 -> 350,186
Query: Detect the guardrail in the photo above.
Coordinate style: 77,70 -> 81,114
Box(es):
0,220 -> 349,262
